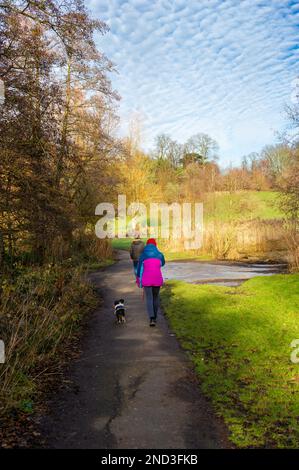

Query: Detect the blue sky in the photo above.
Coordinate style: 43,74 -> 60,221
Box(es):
87,0 -> 299,166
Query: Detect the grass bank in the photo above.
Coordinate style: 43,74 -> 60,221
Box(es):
0,263 -> 101,422
161,274 -> 299,448
111,238 -> 213,261
204,190 -> 282,222
0,239 -> 115,447
111,191 -> 284,262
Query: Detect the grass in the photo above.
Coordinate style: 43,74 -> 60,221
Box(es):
163,251 -> 213,261
111,191 -> 283,261
161,274 -> 299,448
81,258 -> 115,271
0,264 -> 98,418
112,191 -> 283,229
111,238 -> 144,251
111,238 -> 212,261
0,235 -> 115,446
204,191 -> 283,222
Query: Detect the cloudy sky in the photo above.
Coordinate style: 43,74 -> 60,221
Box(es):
87,0 -> 299,166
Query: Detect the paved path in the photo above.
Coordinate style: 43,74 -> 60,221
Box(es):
41,251 -> 228,449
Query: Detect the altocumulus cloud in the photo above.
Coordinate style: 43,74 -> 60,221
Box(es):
87,0 -> 299,165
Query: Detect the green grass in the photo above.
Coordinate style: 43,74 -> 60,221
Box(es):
111,190 -> 283,261
161,274 -> 299,448
111,238 -> 212,261
81,258 -> 115,271
111,238 -> 145,251
204,191 -> 283,222
164,251 -> 213,261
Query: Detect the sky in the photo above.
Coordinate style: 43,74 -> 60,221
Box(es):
87,0 -> 299,166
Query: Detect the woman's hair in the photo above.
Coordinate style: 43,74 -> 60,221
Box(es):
146,238 -> 157,246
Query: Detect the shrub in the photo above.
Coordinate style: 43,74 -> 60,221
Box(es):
0,265 -> 97,416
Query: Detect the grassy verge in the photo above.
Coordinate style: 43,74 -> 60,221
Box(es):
161,274 -> 299,448
111,238 -> 212,261
0,264 -> 98,422
111,238 -> 140,251
80,258 -> 115,271
164,252 -> 213,261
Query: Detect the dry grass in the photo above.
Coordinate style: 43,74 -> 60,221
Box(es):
45,232 -> 113,265
150,219 -> 288,261
283,226 -> 299,272
0,265 -> 97,416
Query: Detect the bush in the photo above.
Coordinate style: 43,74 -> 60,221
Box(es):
0,265 -> 97,416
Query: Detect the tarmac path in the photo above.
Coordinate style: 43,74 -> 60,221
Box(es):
41,251 -> 228,449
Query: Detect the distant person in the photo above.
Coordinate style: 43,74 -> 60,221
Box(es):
130,235 -> 145,276
136,238 -> 165,327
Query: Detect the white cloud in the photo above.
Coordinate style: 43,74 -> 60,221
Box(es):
87,0 -> 299,165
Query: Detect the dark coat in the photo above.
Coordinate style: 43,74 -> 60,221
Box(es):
130,239 -> 145,261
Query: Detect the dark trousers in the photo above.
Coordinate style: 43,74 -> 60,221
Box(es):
133,260 -> 138,276
144,286 -> 160,320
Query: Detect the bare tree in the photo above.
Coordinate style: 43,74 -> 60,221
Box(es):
153,133 -> 183,167
183,132 -> 219,165
0,1 -> 119,266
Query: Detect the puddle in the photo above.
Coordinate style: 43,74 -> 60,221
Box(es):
163,261 -> 286,286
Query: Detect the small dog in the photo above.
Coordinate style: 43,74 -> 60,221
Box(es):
114,299 -> 126,324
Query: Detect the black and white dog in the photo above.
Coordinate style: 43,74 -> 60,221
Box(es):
114,299 -> 126,323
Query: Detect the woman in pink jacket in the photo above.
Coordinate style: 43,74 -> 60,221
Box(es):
136,238 -> 165,327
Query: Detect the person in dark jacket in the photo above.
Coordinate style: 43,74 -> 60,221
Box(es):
136,238 -> 165,327
130,236 -> 145,276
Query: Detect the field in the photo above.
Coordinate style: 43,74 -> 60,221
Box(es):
111,191 -> 283,260
204,191 -> 283,222
161,274 -> 299,448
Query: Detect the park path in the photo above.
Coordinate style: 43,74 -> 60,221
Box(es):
40,251 -> 228,449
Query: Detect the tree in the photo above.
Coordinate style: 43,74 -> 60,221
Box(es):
275,102 -> 299,270
183,132 -> 219,165
153,133 -> 183,167
0,17 -> 67,262
0,1 -> 119,266
278,150 -> 299,223
260,144 -> 291,183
